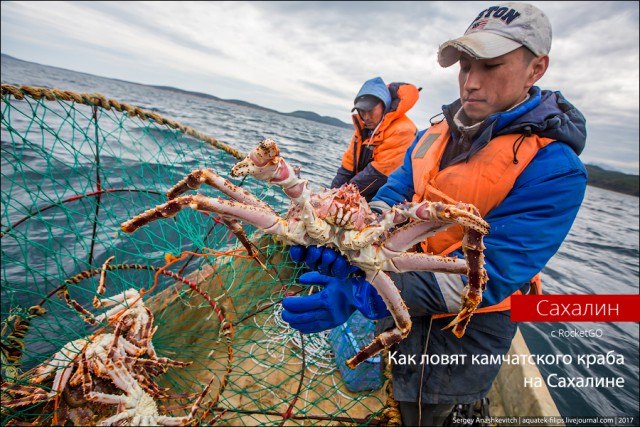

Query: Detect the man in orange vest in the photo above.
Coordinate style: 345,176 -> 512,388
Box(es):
331,77 -> 419,201
283,3 -> 587,425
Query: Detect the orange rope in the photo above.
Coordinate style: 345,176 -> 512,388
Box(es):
141,247 -> 253,298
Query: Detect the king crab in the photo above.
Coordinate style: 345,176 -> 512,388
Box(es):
1,257 -> 200,425
78,353 -> 208,426
121,138 -> 489,369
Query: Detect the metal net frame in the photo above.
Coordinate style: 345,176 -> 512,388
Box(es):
0,85 -> 395,426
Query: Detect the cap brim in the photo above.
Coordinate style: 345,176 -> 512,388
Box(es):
352,97 -> 379,112
438,32 -> 523,67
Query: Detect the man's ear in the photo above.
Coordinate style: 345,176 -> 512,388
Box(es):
527,55 -> 549,87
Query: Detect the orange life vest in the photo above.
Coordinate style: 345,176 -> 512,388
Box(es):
341,83 -> 419,176
412,120 -> 553,313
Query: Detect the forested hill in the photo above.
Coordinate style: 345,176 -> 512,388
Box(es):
585,165 -> 638,197
147,85 -> 352,129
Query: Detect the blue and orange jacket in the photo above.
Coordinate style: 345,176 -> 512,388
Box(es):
331,82 -> 419,201
371,86 -> 587,405
371,86 -> 588,311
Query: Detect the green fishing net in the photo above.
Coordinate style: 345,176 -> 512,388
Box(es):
1,85 -> 393,426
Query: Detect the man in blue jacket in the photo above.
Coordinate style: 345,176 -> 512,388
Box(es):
282,3 -> 587,425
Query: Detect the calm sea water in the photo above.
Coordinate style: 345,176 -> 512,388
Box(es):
2,55 -> 638,423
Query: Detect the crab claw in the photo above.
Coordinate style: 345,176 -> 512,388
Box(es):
442,307 -> 473,334
230,138 -> 280,180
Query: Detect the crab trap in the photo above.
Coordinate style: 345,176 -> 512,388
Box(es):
1,84 -> 393,426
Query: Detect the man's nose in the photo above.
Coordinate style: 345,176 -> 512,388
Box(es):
463,69 -> 481,91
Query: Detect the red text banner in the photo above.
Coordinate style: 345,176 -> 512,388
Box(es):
511,294 -> 640,322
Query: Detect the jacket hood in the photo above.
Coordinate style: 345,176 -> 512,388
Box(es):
352,82 -> 420,133
355,77 -> 392,113
387,82 -> 420,117
443,86 -> 587,156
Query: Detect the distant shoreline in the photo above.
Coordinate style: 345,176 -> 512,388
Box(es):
584,165 -> 639,197
2,53 -> 637,197
0,53 -> 353,130
146,84 -> 353,130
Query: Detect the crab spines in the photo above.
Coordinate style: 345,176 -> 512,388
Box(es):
395,200 -> 490,236
344,272 -> 412,368
121,196 -> 194,233
449,203 -> 490,236
166,168 -> 274,212
166,170 -> 208,199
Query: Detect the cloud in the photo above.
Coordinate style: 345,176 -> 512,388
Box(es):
1,0 -> 638,173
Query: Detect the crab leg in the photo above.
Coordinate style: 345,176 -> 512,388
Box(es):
443,228 -> 489,337
127,308 -> 156,351
94,288 -> 140,310
165,169 -> 271,255
94,255 -> 115,307
218,217 -> 256,256
82,356 -> 129,408
1,341 -> 81,407
166,168 -> 274,212
346,271 -> 411,368
380,220 -> 454,254
393,201 -> 490,236
157,373 -> 214,426
0,384 -> 52,408
360,200 -> 488,339
0,382 -> 53,407
133,371 -> 170,398
94,289 -> 142,322
388,200 -> 489,336
381,253 -> 468,274
340,199 -> 487,253
59,286 -> 100,325
121,193 -> 292,241
374,211 -> 473,273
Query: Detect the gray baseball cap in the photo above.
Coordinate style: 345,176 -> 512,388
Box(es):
353,95 -> 382,112
438,2 -> 552,68
351,77 -> 391,112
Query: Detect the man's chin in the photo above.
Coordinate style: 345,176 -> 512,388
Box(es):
462,107 -> 489,125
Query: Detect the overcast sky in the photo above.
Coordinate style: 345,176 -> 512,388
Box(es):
1,1 -> 638,174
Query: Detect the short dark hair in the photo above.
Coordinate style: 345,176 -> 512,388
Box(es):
522,46 -> 538,64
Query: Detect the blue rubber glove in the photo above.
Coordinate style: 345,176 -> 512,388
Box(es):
289,245 -> 360,278
281,271 -> 391,334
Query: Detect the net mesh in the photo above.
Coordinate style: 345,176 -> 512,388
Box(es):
1,85 -> 397,426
